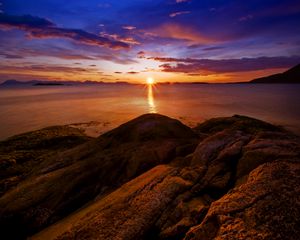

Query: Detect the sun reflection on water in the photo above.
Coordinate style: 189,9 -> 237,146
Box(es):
147,84 -> 156,113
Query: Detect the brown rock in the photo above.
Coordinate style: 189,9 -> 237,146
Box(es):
1,114 -> 299,240
184,160 -> 300,240
0,114 -> 198,239
31,165 -> 192,240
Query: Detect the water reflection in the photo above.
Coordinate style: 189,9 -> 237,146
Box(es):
1,84 -> 300,140
147,84 -> 156,113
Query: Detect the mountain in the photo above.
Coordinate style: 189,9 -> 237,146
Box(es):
0,114 -> 299,239
250,63 -> 300,83
0,79 -> 40,85
0,79 -> 131,86
0,79 -> 64,86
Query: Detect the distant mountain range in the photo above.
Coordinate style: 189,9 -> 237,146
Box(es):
249,63 -> 300,83
1,63 -> 299,85
0,79 -> 131,86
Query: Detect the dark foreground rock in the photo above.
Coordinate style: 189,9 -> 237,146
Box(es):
0,126 -> 91,196
0,114 -> 299,240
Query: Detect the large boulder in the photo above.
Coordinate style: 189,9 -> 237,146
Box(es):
0,114 -> 198,239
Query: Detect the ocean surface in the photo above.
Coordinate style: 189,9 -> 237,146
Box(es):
0,83 -> 300,140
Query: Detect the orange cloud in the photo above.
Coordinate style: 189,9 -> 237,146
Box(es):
99,32 -> 140,45
152,23 -> 214,44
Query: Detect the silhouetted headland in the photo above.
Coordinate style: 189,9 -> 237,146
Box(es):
0,114 -> 299,239
249,63 -> 300,83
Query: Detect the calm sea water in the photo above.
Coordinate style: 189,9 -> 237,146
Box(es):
0,84 -> 299,140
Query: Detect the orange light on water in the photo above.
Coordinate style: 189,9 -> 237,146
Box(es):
146,77 -> 156,113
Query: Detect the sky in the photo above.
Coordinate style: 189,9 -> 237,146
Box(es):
0,0 -> 300,83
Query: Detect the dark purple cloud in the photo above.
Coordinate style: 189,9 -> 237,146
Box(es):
0,14 -> 129,49
0,43 -> 136,64
0,14 -> 54,28
152,56 -> 300,74
0,64 -> 101,74
0,53 -> 24,59
175,0 -> 192,3
202,46 -> 225,51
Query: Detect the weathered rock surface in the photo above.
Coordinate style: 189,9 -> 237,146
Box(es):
0,126 -> 91,196
0,114 -> 299,240
184,160 -> 300,240
0,114 -> 198,239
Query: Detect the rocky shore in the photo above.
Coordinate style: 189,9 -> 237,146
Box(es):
0,114 -> 299,240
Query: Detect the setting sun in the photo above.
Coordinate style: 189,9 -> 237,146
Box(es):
146,77 -> 155,85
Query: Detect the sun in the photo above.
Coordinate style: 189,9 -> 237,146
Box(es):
146,77 -> 155,85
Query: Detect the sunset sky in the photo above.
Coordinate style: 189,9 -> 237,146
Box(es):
0,0 -> 300,83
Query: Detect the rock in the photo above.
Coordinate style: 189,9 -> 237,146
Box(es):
184,160 -> 300,240
0,114 -> 199,239
0,126 -> 91,196
0,114 -> 299,240
236,131 -> 300,183
158,197 -> 209,240
31,165 -> 192,240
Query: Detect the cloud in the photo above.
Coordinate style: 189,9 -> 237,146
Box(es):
239,14 -> 253,22
176,0 -> 191,3
152,23 -> 214,44
122,25 -> 136,30
137,51 -> 146,58
202,46 -> 225,51
152,56 -> 300,74
127,71 -> 139,74
0,64 -> 101,74
0,14 -> 129,49
169,11 -> 190,18
99,31 -> 140,45
0,47 -> 96,60
0,53 -> 24,59
0,14 -> 54,29
0,63 -> 106,81
0,44 -> 137,64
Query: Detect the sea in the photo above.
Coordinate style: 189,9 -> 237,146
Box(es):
0,83 -> 299,140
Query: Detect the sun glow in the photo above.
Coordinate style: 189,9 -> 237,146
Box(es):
146,77 -> 155,85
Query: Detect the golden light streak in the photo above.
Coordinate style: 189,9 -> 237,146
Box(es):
147,84 -> 156,113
